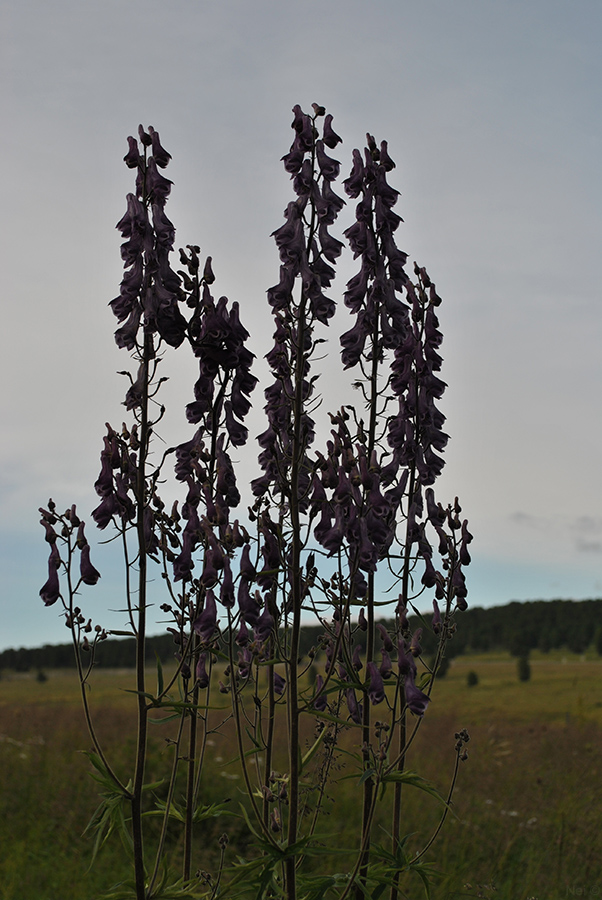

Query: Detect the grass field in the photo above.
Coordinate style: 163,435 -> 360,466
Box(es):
1,651 -> 601,900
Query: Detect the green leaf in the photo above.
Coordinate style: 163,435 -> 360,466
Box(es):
300,725 -> 328,774
380,770 -> 449,807
359,767 -> 376,786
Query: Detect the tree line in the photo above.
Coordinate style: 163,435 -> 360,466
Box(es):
2,597 -> 602,673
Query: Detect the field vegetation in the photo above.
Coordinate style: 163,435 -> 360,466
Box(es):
1,649 -> 601,900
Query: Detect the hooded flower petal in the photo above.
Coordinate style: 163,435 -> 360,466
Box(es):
80,544 -> 101,586
40,544 -> 61,606
367,661 -> 385,705
404,672 -> 430,717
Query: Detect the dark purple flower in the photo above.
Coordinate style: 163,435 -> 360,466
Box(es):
273,672 -> 286,696
239,544 -> 256,581
410,628 -> 423,658
238,580 -> 260,626
224,401 -> 248,447
40,544 -> 61,606
146,157 -> 172,203
315,141 -> 340,182
340,313 -> 369,369
344,149 -> 365,199
422,555 -> 438,589
91,492 -> 119,530
460,519 -> 473,566
235,620 -> 249,646
352,644 -> 363,671
346,688 -> 362,725
322,114 -> 342,149
397,639 -> 416,678
40,518 -> 57,544
367,661 -> 385,705
254,605 -> 275,643
123,136 -> 142,169
196,652 -> 209,689
80,544 -> 101,586
404,672 -> 430,717
237,646 -> 253,679
220,558 -> 235,608
193,591 -> 218,643
147,126 -> 172,168
380,650 -> 392,679
377,623 -> 393,652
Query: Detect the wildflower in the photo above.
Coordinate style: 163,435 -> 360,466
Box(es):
40,544 -> 61,606
195,653 -> 209,689
80,544 -> 101,586
193,591 -> 218,643
410,628 -> 423,657
346,688 -> 363,725
367,662 -> 385,705
404,671 -> 430,717
273,672 -> 286,695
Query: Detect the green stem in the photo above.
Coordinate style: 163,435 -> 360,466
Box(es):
131,331 -> 153,900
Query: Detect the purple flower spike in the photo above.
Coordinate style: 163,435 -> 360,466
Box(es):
367,661 -> 385,705
404,672 -> 430,717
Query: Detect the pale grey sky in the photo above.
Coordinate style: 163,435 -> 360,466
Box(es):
1,0 -> 601,649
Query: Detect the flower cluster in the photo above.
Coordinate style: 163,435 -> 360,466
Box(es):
310,409 -> 402,600
253,105 -> 345,502
341,134 -> 410,369
91,424 -> 138,531
178,245 -> 257,445
110,125 -> 187,357
39,502 -> 101,607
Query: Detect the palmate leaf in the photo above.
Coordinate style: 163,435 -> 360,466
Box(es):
143,797 -> 235,824
101,874 -> 212,900
83,788 -> 133,869
296,871 -> 350,900
81,751 -> 134,869
367,837 -> 442,900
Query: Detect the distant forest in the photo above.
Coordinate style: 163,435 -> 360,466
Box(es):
2,598 -> 602,672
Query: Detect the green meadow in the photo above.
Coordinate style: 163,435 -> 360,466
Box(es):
1,651 -> 601,900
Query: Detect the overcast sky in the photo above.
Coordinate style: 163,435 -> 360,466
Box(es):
1,0 -> 601,651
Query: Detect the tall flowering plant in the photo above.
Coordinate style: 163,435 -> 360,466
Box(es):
39,107 -> 471,900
